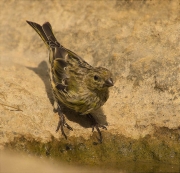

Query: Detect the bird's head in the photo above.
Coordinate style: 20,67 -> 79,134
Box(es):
86,67 -> 114,91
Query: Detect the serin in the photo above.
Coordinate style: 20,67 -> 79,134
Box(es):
26,21 -> 114,142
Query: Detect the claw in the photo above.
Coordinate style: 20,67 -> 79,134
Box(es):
65,123 -> 73,131
87,114 -> 107,143
92,126 -> 94,132
56,105 -> 73,139
56,120 -> 61,132
101,125 -> 107,130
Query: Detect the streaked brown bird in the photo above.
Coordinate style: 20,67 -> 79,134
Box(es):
26,21 -> 114,142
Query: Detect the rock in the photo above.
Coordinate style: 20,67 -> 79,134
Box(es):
0,0 -> 180,167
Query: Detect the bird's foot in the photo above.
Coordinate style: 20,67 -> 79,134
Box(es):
87,114 -> 107,143
56,107 -> 73,139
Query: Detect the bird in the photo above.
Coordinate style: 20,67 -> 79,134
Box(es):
26,20 -> 114,142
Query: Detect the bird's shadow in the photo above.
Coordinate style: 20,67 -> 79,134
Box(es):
27,61 -> 108,128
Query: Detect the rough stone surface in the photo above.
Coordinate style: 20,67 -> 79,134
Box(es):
0,0 -> 180,166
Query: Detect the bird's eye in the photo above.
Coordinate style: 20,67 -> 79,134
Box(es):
94,75 -> 99,81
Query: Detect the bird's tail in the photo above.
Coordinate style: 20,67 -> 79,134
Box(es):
26,20 -> 60,48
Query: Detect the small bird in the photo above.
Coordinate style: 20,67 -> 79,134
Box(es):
26,21 -> 114,142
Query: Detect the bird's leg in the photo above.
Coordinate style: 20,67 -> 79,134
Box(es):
87,114 -> 107,143
56,105 -> 73,139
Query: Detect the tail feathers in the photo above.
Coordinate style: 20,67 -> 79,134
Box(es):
42,22 -> 58,44
26,20 -> 60,48
26,20 -> 49,48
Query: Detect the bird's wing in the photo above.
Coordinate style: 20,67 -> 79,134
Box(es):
52,45 -> 93,91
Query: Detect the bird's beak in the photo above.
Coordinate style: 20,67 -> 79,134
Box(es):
104,78 -> 114,87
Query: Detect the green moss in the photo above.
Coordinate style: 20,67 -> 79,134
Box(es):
5,127 -> 180,172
